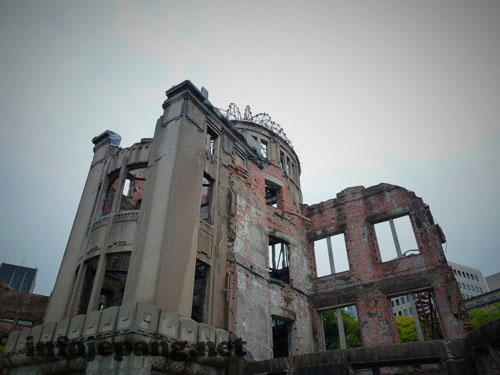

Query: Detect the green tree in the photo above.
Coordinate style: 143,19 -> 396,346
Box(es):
468,303 -> 500,330
323,308 -> 361,350
395,316 -> 419,342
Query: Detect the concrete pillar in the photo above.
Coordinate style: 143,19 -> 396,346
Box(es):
123,81 -> 208,317
44,131 -> 121,323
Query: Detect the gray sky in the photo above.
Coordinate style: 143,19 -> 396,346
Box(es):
1,0 -> 499,296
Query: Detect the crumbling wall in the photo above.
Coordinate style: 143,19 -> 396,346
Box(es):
0,291 -> 48,327
227,150 -> 314,360
305,184 -> 471,347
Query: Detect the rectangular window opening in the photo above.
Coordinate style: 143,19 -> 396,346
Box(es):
98,252 -> 131,311
191,259 -> 210,323
279,151 -> 285,170
272,317 -> 291,358
265,179 -> 281,208
321,305 -> 361,350
314,233 -> 349,277
260,139 -> 268,159
390,290 -> 443,342
374,215 -> 419,262
120,167 -> 147,211
205,128 -> 217,155
77,257 -> 99,314
269,236 -> 289,283
101,176 -> 119,215
200,175 -> 213,223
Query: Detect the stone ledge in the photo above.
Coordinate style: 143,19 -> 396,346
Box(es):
0,302 -> 233,369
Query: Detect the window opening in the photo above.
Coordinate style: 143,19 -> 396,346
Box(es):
269,236 -> 289,283
191,260 -> 210,323
314,233 -> 349,277
101,177 -> 119,215
205,128 -> 217,155
260,139 -> 268,159
120,167 -> 146,211
265,179 -> 281,208
98,252 -> 130,311
322,305 -> 360,350
390,290 -> 443,342
272,317 -> 291,358
374,215 -> 419,262
77,257 -> 99,314
286,157 -> 291,175
279,151 -> 285,170
200,175 -> 213,223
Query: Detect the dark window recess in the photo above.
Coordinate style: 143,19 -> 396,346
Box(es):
265,180 -> 281,208
120,167 -> 146,211
101,177 -> 119,215
269,236 -> 289,283
98,252 -> 130,311
279,151 -> 285,170
191,260 -> 210,323
205,128 -> 217,155
200,176 -> 213,222
77,257 -> 99,314
272,317 -> 290,358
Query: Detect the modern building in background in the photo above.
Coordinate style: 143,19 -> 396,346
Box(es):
486,272 -> 500,291
0,263 -> 37,293
448,261 -> 489,300
391,260 -> 490,317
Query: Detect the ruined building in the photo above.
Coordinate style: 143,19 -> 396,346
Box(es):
2,80 -> 499,375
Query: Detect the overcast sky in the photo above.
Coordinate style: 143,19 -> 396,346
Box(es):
0,0 -> 499,296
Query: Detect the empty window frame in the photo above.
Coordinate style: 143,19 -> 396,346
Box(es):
101,176 -> 119,215
120,167 -> 147,211
260,139 -> 268,159
200,175 -> 213,223
272,317 -> 291,358
205,128 -> 217,155
265,179 -> 281,208
98,252 -> 131,311
321,305 -> 361,350
286,157 -> 291,175
390,290 -> 443,342
269,236 -> 289,283
77,257 -> 99,314
314,233 -> 349,277
279,151 -> 285,170
191,260 -> 210,323
374,215 -> 419,262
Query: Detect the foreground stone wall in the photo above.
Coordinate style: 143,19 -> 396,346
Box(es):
1,302 -> 237,374
243,318 -> 500,375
